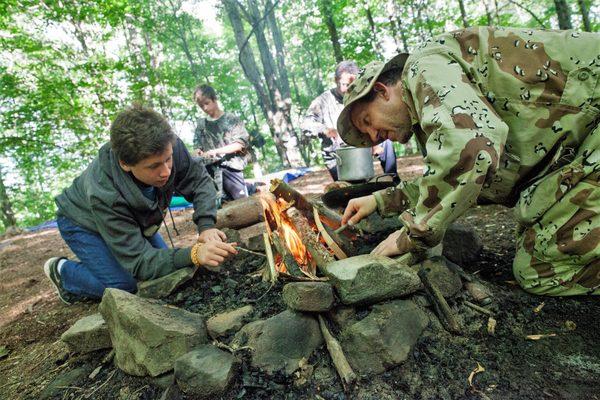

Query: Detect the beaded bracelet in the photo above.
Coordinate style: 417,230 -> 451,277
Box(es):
190,243 -> 203,267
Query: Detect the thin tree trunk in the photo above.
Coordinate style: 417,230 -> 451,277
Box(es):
363,1 -> 382,57
223,0 -> 290,167
166,0 -> 201,79
507,0 -> 548,28
457,0 -> 469,28
0,167 -> 17,229
265,0 -> 291,100
318,0 -> 343,62
577,0 -> 591,31
387,2 -> 410,53
554,0 -> 573,29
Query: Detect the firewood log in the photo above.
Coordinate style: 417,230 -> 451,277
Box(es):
215,195 -> 264,230
270,231 -> 304,277
286,207 -> 335,273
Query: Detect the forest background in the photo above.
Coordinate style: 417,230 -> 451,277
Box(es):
0,0 -> 597,232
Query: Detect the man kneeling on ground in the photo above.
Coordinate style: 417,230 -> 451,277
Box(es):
338,27 -> 599,296
45,104 -> 237,304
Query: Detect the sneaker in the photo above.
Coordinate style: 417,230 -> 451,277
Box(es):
43,257 -> 75,305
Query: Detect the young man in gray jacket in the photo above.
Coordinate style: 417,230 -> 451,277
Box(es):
45,105 -> 237,304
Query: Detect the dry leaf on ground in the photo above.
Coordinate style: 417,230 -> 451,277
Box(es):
468,362 -> 485,386
526,333 -> 557,340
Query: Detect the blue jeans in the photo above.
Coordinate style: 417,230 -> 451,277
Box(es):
56,215 -> 168,299
378,140 -> 398,176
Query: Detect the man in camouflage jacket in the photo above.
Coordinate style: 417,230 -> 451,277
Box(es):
338,27 -> 599,296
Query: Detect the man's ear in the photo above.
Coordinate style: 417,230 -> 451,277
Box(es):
119,159 -> 132,172
372,82 -> 390,100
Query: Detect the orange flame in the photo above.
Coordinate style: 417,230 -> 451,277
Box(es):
261,195 -> 311,273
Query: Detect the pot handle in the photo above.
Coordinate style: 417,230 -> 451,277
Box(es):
333,152 -> 342,166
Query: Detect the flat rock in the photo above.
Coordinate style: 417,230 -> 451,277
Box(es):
239,222 -> 266,251
174,345 -> 239,398
323,254 -> 421,305
39,366 -> 90,400
232,310 -> 323,375
443,223 -> 483,266
137,268 -> 194,299
412,257 -> 462,298
282,282 -> 334,312
60,313 -> 112,353
99,288 -> 208,377
341,300 -> 429,375
206,305 -> 254,339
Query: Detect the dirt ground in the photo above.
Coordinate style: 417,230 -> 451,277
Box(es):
1,156 -> 599,400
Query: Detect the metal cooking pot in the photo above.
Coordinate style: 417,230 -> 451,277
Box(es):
334,146 -> 374,182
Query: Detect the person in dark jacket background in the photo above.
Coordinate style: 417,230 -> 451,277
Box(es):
44,104 -> 237,304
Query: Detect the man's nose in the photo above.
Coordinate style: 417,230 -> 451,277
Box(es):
159,163 -> 171,177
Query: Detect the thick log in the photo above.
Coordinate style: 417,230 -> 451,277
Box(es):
215,195 -> 264,230
418,268 -> 461,334
271,231 -> 304,277
317,315 -> 357,390
287,207 -> 335,273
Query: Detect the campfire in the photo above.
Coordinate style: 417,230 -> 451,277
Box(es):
260,179 -> 351,282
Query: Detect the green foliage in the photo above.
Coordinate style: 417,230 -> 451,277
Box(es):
0,0 -> 597,232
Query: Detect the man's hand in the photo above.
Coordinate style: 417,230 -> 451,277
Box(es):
198,228 -> 227,243
325,128 -> 339,139
198,241 -> 238,270
341,195 -> 377,226
372,144 -> 384,156
371,230 -> 403,257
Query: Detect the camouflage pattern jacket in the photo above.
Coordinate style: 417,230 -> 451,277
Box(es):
301,89 -> 345,169
193,112 -> 250,171
374,27 -> 600,252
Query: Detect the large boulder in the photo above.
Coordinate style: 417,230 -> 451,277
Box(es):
282,282 -> 334,312
61,313 -> 112,354
341,300 -> 429,375
137,268 -> 194,299
206,305 -> 254,339
232,310 -> 323,375
174,345 -> 239,398
442,223 -> 483,266
323,255 -> 421,305
99,288 -> 208,377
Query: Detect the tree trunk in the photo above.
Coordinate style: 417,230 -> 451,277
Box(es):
577,0 -> 591,31
0,167 -> 17,229
318,0 -> 343,63
554,0 -> 573,29
387,2 -> 410,53
246,0 -> 304,168
363,1 -> 382,57
165,0 -> 201,79
457,0 -> 469,27
265,0 -> 291,101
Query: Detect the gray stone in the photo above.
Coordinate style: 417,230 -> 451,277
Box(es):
61,313 -> 112,354
152,372 -> 175,389
238,222 -> 267,251
206,305 -> 254,339
341,300 -> 429,375
327,307 -> 357,330
232,310 -> 323,375
465,281 -> 493,303
245,234 -> 265,252
174,345 -> 239,398
324,254 -> 421,305
221,228 -> 242,244
0,345 -> 9,360
39,366 -> 90,400
442,223 -> 483,266
99,288 -> 208,377
282,282 -> 334,312
137,268 -> 194,299
412,257 -> 462,298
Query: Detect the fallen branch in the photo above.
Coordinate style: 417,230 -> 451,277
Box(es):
464,301 -> 494,316
317,315 -> 357,390
418,268 -> 461,334
262,233 -> 277,282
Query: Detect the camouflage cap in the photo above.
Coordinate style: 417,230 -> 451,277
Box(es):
337,53 -> 409,147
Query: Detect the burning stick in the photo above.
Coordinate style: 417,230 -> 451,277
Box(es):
270,179 -> 342,228
271,232 -> 304,277
418,268 -> 461,334
317,315 -> 357,390
287,207 -> 335,273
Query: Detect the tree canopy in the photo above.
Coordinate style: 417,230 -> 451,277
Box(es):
0,0 -> 597,231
